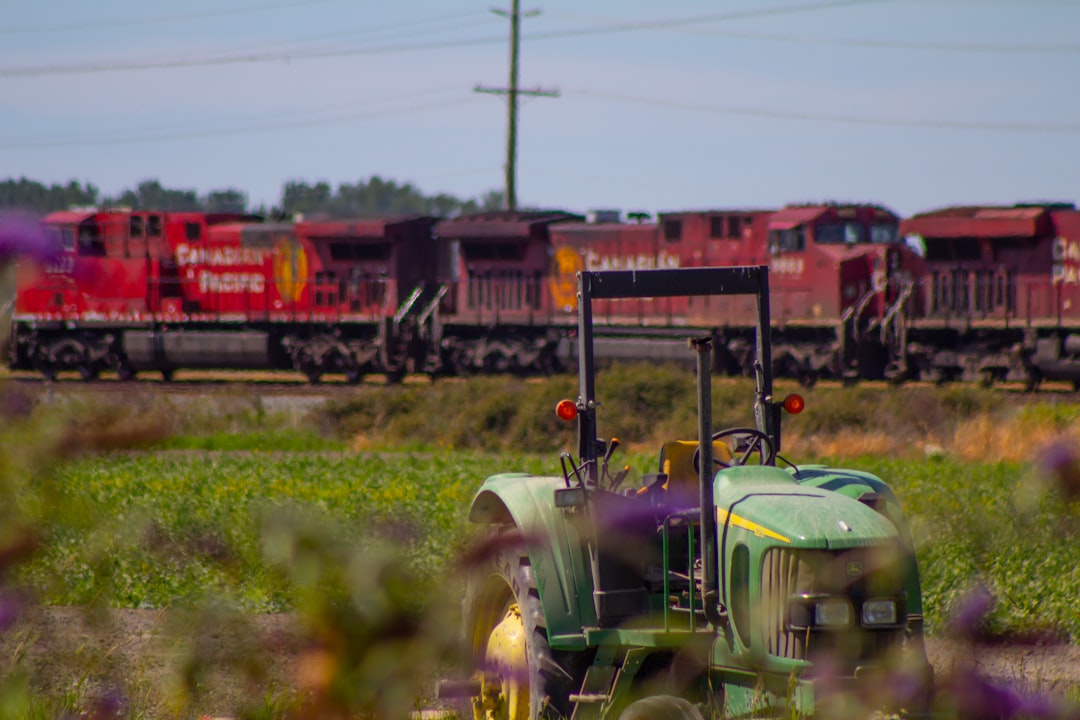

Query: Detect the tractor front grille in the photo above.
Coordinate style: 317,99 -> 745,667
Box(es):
761,547 -> 907,669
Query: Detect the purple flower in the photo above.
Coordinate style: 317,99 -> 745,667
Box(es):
946,669 -> 1065,720
1038,440 -> 1080,501
0,210 -> 62,266
0,591 -> 21,632
949,585 -> 995,639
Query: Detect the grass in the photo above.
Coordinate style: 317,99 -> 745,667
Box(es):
12,446 -> 1079,642
3,369 -> 1080,716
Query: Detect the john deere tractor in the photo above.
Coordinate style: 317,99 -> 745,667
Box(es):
457,267 -> 933,720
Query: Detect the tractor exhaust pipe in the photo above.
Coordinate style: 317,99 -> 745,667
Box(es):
692,336 -> 726,629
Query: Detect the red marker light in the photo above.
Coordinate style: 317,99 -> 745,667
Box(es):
555,399 -> 578,421
783,393 -> 805,415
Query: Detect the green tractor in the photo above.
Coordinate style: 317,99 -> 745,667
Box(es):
456,267 -> 933,720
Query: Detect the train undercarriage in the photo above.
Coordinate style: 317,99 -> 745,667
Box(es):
10,318 -> 1080,390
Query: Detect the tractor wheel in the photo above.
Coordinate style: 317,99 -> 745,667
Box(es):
465,529 -> 579,720
617,695 -> 706,720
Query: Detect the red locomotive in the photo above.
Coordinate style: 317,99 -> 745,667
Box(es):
550,204 -> 924,382
8,199 -> 1080,389
8,208 -> 438,382
900,202 -> 1080,388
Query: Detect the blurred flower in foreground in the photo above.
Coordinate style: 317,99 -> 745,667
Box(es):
939,585 -> 1079,720
0,210 -> 61,266
1038,440 -> 1080,501
948,585 -> 996,640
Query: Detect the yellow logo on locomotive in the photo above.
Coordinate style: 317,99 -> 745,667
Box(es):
273,235 -> 308,303
550,246 -> 583,312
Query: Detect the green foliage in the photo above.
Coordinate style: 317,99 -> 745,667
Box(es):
0,177 -> 99,213
152,429 -> 346,452
821,455 -> 1080,642
21,451 -> 555,611
278,175 -> 503,218
0,174 -> 504,218
784,382 -> 999,442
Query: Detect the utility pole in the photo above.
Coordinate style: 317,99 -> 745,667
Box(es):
475,0 -> 558,211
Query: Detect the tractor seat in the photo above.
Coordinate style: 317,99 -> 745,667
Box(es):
650,440 -> 734,503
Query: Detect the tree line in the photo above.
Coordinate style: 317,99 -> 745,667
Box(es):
0,177 -> 505,218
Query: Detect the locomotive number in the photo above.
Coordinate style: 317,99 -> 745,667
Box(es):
770,257 -> 804,275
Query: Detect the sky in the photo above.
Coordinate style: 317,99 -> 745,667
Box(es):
1,0 -> 1078,218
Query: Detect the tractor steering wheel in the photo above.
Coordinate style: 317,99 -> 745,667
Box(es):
693,427 -> 777,472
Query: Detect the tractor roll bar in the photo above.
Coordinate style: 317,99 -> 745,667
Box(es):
575,266 -> 775,478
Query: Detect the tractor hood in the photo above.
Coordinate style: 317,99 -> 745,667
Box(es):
712,466 -> 899,549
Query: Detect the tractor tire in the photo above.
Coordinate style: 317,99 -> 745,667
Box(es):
617,695 -> 706,720
465,527 -> 580,720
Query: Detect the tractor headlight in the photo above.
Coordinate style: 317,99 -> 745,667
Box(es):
861,599 -> 898,626
814,599 -> 852,627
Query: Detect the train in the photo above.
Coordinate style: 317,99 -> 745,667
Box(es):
5,200 -> 1080,389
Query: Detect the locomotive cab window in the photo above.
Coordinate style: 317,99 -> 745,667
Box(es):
869,224 -> 898,244
769,227 -> 805,253
77,225 -> 106,257
130,216 -> 145,238
663,219 -> 682,242
185,222 -> 202,242
148,215 -> 163,237
816,222 -> 865,245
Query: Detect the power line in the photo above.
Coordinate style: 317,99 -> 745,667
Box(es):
0,0 -> 335,34
0,0 -> 890,78
0,94 -> 481,149
547,10 -> 1080,53
572,88 -> 1080,134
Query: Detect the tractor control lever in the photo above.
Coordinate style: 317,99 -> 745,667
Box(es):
601,437 -> 620,486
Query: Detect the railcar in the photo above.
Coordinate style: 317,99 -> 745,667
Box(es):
901,202 -> 1080,388
429,210 -> 582,375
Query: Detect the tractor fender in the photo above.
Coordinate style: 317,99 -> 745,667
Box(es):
468,473 -> 596,644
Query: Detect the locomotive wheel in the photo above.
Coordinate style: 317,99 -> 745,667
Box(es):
617,695 -> 705,720
466,528 -> 578,720
117,364 -> 137,382
78,364 -> 98,382
160,368 -> 174,382
344,369 -> 363,385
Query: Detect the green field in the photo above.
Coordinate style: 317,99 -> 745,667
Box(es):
14,447 -> 1080,641
3,372 -> 1080,717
